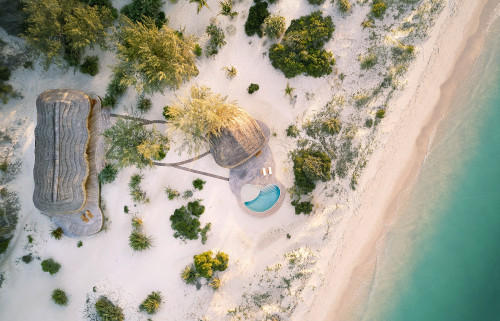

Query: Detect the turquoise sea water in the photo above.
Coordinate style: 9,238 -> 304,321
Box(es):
360,16 -> 500,321
244,184 -> 281,212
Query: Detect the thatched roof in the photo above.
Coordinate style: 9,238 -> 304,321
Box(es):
208,110 -> 266,168
33,89 -> 91,214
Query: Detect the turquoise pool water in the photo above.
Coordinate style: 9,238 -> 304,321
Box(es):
244,184 -> 281,212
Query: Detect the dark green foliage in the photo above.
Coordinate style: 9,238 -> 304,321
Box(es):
137,98 -> 152,113
164,187 -> 179,200
139,291 -> 162,314
129,174 -> 149,203
103,70 -> 127,108
322,118 -> 341,135
286,233 -> 291,239
124,205 -> 129,213
200,223 -> 211,245
248,83 -> 259,94
0,67 -> 10,81
292,149 -> 331,194
27,235 -> 33,243
371,0 -> 387,19
262,14 -> 286,39
0,237 -> 11,255
194,44 -> 202,57
206,24 -> 226,56
22,253 -> 33,263
95,296 -> 124,321
269,11 -> 335,78
244,0 -> 270,37
376,109 -> 386,119
308,0 -> 325,5
51,289 -> 68,306
77,241 -> 83,247
169,200 -> 206,241
360,53 -> 378,70
80,0 -> 118,18
292,200 -> 313,215
365,118 -> 373,128
192,178 -> 206,190
98,164 -> 118,184
193,251 -> 229,279
129,231 -> 153,251
121,0 -> 167,28
41,258 -> 61,275
51,227 -> 64,240
183,190 -> 193,199
181,264 -> 199,284
162,106 -> 174,120
392,43 -> 415,62
80,56 -> 99,76
286,125 -> 300,138
0,161 -> 8,172
338,0 -> 351,13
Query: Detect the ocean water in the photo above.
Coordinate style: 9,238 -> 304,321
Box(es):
359,14 -> 500,321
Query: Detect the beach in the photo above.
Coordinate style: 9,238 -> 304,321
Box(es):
0,0 -> 498,320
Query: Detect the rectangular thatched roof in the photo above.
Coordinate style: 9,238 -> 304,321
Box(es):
33,89 -> 91,214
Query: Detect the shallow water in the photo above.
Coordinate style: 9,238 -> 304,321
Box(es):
359,14 -> 500,321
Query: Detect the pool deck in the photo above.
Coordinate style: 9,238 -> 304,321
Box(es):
229,121 -> 286,217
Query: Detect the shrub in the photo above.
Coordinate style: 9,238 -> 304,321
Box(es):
194,44 -> 202,57
0,67 -> 11,81
0,237 -> 11,255
192,178 -> 206,190
292,201 -> 313,215
244,0 -> 269,37
338,0 -> 351,13
187,200 -> 205,216
193,251 -> 229,279
98,164 -> 118,184
292,149 -> 331,194
205,24 -> 226,56
371,0 -> 387,19
77,241 -> 83,247
114,17 -> 198,94
269,11 -> 335,78
129,231 -> 153,251
120,0 -> 167,28
322,118 -> 341,135
392,43 -> 415,62
200,223 -> 211,244
365,118 -> 373,128
22,253 -> 33,264
103,69 -> 127,108
224,65 -> 237,78
360,53 -> 378,70
181,264 -> 199,284
164,187 -> 180,200
131,216 -> 143,229
95,296 -> 124,321
51,289 -> 68,306
183,190 -> 193,199
124,205 -> 129,213
41,258 -> 61,275
80,56 -> 100,76
137,98 -> 152,113
248,83 -> 259,94
209,278 -> 221,290
51,227 -> 64,240
190,0 -> 210,13
139,291 -> 162,314
129,174 -> 149,203
262,15 -> 285,39
219,0 -> 238,19
286,125 -> 299,138
308,0 -> 325,5
376,109 -> 386,119
169,201 -> 205,240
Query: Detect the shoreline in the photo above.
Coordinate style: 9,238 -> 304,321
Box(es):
305,0 -> 496,319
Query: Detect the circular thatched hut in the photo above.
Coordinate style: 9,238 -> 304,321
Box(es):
208,110 -> 266,169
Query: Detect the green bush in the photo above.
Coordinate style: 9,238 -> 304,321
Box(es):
129,231 -> 153,251
286,125 -> 299,138
131,216 -> 143,229
170,200 -> 206,241
22,253 -> 33,264
200,223 -> 211,245
95,296 -> 124,321
194,44 -> 202,57
365,118 -> 373,128
209,277 -> 220,290
187,200 -> 205,216
129,174 -> 149,203
269,11 -> 335,78
338,0 -> 351,13
392,43 -> 415,62
51,227 -> 64,240
292,201 -> 313,215
41,258 -> 61,275
248,83 -> 259,94
360,53 -> 378,70
192,178 -> 206,190
137,98 -> 152,113
162,106 -> 174,120
376,109 -> 386,119
308,0 -> 325,5
219,0 -> 238,19
51,289 -> 68,306
98,164 -> 118,184
139,291 -> 162,314
193,251 -> 229,279
244,0 -> 269,37
0,237 -> 11,254
322,118 -> 341,135
0,67 -> 11,81
80,56 -> 99,76
205,24 -> 226,56
371,0 -> 387,19
292,149 -> 331,194
121,0 -> 167,28
103,70 -> 127,108
183,190 -> 193,199
77,241 -> 83,247
262,14 -> 285,39
164,187 -> 180,200
181,264 -> 199,284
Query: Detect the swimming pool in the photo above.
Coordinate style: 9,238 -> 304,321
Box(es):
243,184 -> 281,212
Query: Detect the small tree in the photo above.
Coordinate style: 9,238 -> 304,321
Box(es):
98,164 -> 118,184
166,85 -> 242,153
114,17 -> 199,94
139,291 -> 162,315
51,289 -> 68,306
41,258 -> 61,275
262,15 -> 286,39
95,296 -> 124,321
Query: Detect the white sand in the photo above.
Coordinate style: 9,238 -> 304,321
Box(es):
0,0 -> 494,320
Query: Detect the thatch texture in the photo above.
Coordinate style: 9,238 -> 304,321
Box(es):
33,89 -> 90,214
208,111 -> 266,168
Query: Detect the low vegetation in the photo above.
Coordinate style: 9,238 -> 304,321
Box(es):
129,174 -> 149,204
165,187 -> 180,200
371,0 -> 388,19
129,230 -> 153,251
248,83 -> 259,94
244,0 -> 270,37
262,14 -> 286,39
139,291 -> 162,315
192,178 -> 206,190
41,258 -> 61,275
181,251 -> 229,289
219,0 -> 238,19
307,0 -> 325,5
170,200 -> 210,243
95,296 -> 124,321
79,56 -> 100,76
338,0 -> 352,13
120,0 -> 167,28
0,188 -> 19,255
206,24 -> 226,57
51,289 -> 68,306
98,164 -> 118,184
269,11 -> 335,78
51,227 -> 64,240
